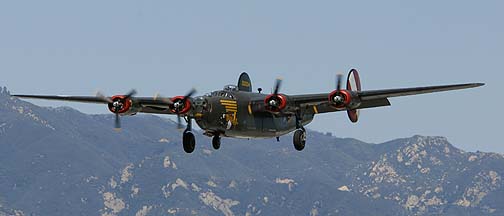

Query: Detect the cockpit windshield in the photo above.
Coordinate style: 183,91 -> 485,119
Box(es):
206,85 -> 238,99
209,90 -> 235,99
223,85 -> 239,92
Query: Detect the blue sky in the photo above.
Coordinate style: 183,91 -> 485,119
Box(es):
1,1 -> 502,152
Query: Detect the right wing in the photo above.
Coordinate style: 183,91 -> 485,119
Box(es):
12,94 -> 177,114
10,95 -> 108,104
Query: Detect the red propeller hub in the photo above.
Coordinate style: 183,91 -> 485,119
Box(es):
108,95 -> 132,114
170,96 -> 192,114
264,94 -> 287,113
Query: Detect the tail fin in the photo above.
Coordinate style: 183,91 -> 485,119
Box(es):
238,72 -> 252,92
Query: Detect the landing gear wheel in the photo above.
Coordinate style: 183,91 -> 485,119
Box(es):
183,131 -> 196,153
212,136 -> 221,150
293,129 -> 306,151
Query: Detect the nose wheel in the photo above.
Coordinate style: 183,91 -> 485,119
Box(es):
212,135 -> 221,150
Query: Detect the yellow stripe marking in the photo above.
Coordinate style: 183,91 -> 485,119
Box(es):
248,104 -> 252,115
222,103 -> 238,107
220,100 -> 237,104
313,105 -> 319,114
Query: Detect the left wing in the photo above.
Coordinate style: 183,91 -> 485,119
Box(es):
289,82 -> 483,114
254,82 -> 483,119
358,83 -> 484,100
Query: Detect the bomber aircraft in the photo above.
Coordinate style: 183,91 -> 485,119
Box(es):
13,69 -> 483,153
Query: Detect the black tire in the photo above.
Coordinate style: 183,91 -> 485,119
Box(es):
183,131 -> 196,153
293,130 -> 306,151
212,136 -> 221,150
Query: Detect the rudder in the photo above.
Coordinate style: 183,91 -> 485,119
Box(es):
346,69 -> 361,123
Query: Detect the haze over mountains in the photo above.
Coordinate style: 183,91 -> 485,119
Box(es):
0,87 -> 502,216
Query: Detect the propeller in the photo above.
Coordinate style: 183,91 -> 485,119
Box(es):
115,89 -> 137,130
98,89 -> 137,131
174,88 -> 196,130
264,78 -> 287,113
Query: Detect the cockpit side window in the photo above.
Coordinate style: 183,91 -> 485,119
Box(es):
226,93 -> 235,99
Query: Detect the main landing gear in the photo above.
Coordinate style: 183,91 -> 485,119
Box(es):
293,129 -> 306,151
182,118 -> 196,153
293,112 -> 306,151
212,135 -> 221,150
183,130 -> 196,153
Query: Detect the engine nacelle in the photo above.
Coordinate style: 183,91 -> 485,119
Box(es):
328,88 -> 361,109
108,95 -> 138,115
328,90 -> 352,109
170,96 -> 192,114
264,94 -> 287,113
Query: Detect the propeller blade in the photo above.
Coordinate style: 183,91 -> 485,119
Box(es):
177,114 -> 183,130
336,74 -> 343,91
154,93 -> 173,105
114,112 -> 121,131
95,91 -> 112,103
125,89 -> 137,99
183,88 -> 197,101
273,78 -> 282,95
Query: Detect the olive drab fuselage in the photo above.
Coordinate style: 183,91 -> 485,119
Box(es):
192,85 -> 314,138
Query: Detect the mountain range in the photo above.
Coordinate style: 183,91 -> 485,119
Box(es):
0,86 -> 502,216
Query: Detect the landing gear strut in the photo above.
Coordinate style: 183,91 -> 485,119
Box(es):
293,112 -> 306,151
212,135 -> 221,150
182,118 -> 196,153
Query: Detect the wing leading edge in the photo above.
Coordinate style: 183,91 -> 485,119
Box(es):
11,95 -> 108,104
358,83 -> 484,100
